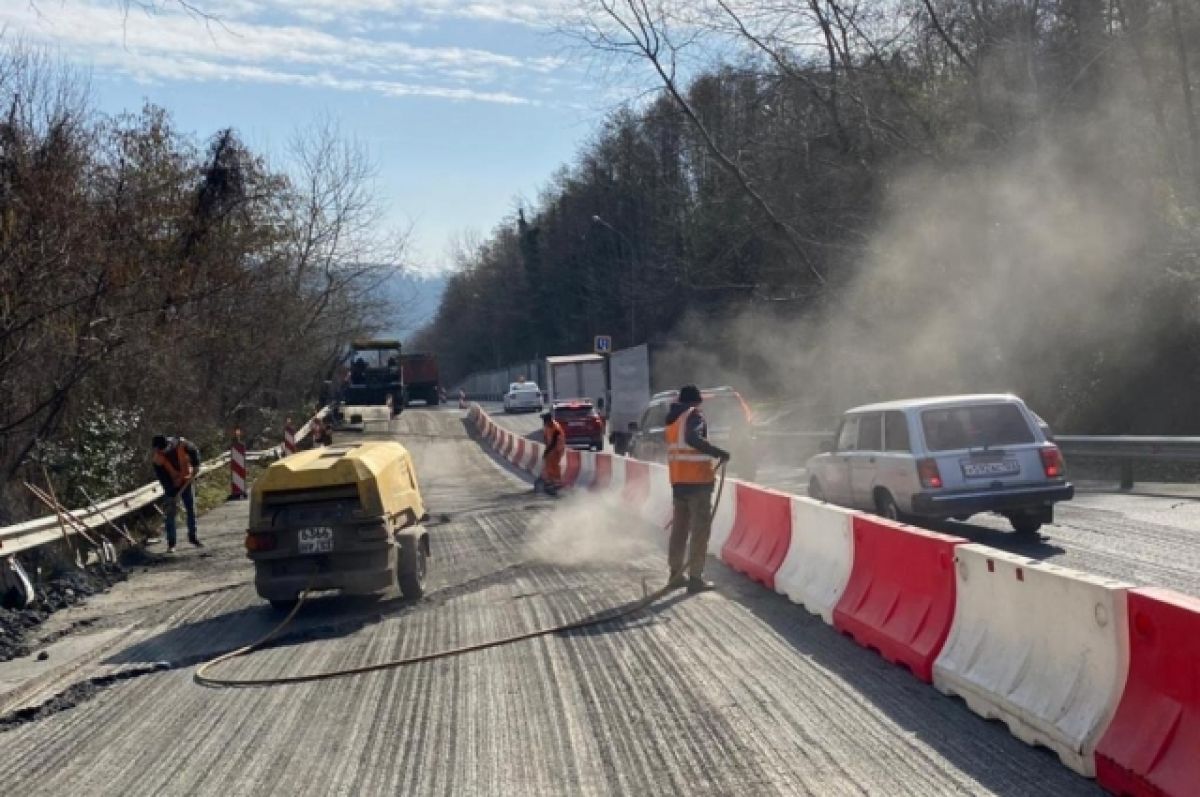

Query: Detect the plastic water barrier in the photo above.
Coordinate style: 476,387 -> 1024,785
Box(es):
833,515 -> 963,683
933,545 -> 1131,776
1096,587 -> 1200,796
719,483 -> 792,589
774,498 -> 855,625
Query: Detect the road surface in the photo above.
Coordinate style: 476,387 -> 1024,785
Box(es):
0,407 -> 1102,795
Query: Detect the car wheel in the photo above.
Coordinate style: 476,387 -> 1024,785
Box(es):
808,478 -> 825,502
1009,514 -> 1043,536
875,491 -> 902,522
397,536 -> 428,599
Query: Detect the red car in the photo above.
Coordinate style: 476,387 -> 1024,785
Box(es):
552,399 -> 606,451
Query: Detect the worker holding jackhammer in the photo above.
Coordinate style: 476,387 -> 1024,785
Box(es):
152,434 -> 202,552
539,410 -> 566,496
665,385 -> 730,594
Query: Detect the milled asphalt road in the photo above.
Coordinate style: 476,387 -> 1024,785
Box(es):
489,405 -> 1200,598
0,407 -> 1101,795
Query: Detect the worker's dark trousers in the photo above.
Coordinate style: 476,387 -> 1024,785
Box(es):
164,484 -> 197,546
668,489 -> 714,580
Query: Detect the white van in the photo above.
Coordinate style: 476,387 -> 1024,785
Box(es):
806,394 -> 1073,534
503,382 -> 543,413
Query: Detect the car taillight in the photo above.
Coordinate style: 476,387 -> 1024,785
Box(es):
245,532 -> 277,552
1040,445 -> 1064,478
917,458 -> 943,489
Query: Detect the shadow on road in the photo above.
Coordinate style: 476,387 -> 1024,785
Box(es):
701,559 -> 1101,796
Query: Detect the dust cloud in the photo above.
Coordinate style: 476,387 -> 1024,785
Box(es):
523,491 -> 657,568
653,94 -> 1187,434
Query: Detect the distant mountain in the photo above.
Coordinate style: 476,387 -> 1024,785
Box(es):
379,271 -> 448,344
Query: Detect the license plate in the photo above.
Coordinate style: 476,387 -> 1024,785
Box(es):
568,421 -> 586,429
298,526 -> 334,554
962,460 -> 1020,478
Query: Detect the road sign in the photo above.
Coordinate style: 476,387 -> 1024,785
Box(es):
594,335 -> 612,354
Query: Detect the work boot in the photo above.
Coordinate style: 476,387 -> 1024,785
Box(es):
686,578 -> 715,594
188,534 -> 203,548
166,545 -> 176,554
666,573 -> 687,591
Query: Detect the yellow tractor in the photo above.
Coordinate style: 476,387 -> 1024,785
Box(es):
245,441 -> 429,611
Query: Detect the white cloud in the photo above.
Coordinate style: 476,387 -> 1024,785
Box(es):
0,0 -> 568,104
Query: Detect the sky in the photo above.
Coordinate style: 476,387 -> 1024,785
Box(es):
1,0 -> 612,274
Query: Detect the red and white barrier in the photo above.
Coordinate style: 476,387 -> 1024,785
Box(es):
833,515 -> 964,683
720,483 -> 792,590
283,417 -> 297,456
229,428 -> 247,500
774,497 -> 855,624
1096,587 -> 1200,796
642,462 -> 674,528
590,454 -> 612,490
705,477 -> 739,554
622,458 -> 651,513
575,451 -> 597,489
562,449 -> 583,486
608,454 -> 627,491
933,546 -> 1131,776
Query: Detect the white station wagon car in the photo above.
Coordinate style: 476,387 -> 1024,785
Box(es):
806,394 -> 1073,535
503,381 -> 543,414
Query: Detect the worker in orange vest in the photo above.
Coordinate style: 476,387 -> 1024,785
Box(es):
152,434 -> 202,552
665,385 -> 730,593
539,410 -> 566,496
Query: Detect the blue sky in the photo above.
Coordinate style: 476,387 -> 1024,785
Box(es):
2,0 -> 614,273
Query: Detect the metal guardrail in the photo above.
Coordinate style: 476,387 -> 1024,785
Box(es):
0,408 -> 331,557
1054,436 -> 1200,489
755,430 -> 1200,489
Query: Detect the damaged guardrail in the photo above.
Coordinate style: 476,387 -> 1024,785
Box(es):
0,408 -> 331,558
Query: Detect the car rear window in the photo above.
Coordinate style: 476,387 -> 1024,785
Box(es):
920,404 -> 1036,452
555,407 -> 593,420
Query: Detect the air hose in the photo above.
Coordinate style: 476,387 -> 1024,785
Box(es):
194,460 -> 730,689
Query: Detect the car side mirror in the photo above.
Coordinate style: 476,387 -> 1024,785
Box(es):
820,440 -> 834,453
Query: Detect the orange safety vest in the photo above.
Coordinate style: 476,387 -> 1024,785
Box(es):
153,443 -> 193,488
666,408 -> 715,485
545,420 -> 566,456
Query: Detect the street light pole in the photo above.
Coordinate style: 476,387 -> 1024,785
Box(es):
591,214 -> 636,346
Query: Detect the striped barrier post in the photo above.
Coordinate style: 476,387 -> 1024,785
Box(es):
283,418 -> 297,455
229,428 -> 247,500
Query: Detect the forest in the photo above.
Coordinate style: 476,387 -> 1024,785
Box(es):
0,46 -> 403,520
416,0 -> 1200,433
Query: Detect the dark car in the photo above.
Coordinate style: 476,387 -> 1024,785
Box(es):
627,386 -> 757,480
552,399 -> 606,451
